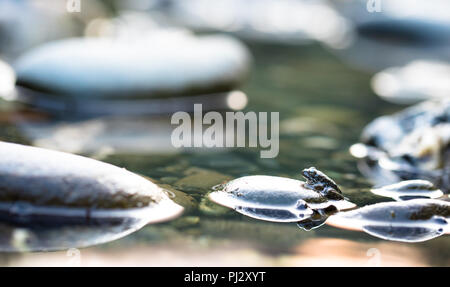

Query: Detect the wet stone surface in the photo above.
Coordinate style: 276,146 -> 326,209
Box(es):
327,199 -> 450,242
371,180 -> 444,201
0,141 -> 183,251
352,99 -> 450,191
14,34 -> 250,99
209,168 -> 356,229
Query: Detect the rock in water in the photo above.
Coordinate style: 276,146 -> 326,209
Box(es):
371,180 -> 444,201
327,199 -> 450,242
209,167 -> 355,228
0,141 -> 183,251
12,31 -> 250,117
14,33 -> 250,99
351,99 -> 450,191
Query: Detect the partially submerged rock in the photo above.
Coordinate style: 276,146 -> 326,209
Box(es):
351,99 -> 450,191
327,199 -> 450,242
371,180 -> 444,201
15,34 -> 250,98
0,141 -> 183,251
12,31 -> 250,116
209,168 -> 356,229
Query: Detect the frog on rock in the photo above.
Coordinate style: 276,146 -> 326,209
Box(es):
209,167 -> 356,230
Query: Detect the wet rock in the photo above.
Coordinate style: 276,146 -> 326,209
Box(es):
13,30 -> 250,116
327,199 -> 450,242
209,168 -> 356,224
371,60 -> 450,104
351,99 -> 450,190
14,32 -> 250,99
0,141 -> 183,251
371,180 -> 444,201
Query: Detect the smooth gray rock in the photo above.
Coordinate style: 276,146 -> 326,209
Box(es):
351,99 -> 450,190
327,199 -> 450,242
209,169 -> 356,224
14,33 -> 251,99
0,141 -> 183,251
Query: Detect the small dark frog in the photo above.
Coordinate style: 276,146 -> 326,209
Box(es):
302,167 -> 343,199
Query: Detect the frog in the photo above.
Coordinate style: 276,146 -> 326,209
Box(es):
301,167 -> 344,200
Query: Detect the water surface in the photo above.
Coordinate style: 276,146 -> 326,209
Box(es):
0,42 -> 448,266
